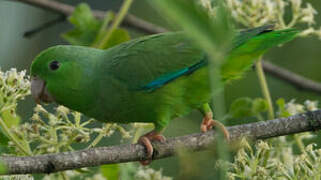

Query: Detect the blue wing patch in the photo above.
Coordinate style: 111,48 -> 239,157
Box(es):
140,60 -> 208,91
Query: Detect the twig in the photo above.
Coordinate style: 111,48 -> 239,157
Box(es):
1,110 -> 321,175
13,0 -> 167,34
262,61 -> 321,94
256,57 -> 275,120
95,0 -> 134,49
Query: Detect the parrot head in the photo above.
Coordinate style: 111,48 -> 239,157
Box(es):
30,45 -> 103,107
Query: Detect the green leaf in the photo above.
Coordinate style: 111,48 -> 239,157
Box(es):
1,109 -> 20,128
100,28 -> 131,49
0,109 -> 20,154
276,98 -> 291,118
252,98 -> 268,114
100,164 -> 120,180
229,97 -> 253,118
229,97 -> 268,119
0,133 -> 9,155
62,4 -> 131,49
0,126 -> 9,154
0,160 -> 6,175
0,129 -> 9,146
119,163 -> 137,180
62,3 -> 102,46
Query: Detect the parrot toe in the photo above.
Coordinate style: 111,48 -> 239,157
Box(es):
138,131 -> 166,165
201,113 -> 230,141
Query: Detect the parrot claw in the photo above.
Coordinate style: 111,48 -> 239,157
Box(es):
201,112 -> 230,141
138,131 -> 165,165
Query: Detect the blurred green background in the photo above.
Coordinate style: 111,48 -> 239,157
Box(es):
0,0 -> 321,179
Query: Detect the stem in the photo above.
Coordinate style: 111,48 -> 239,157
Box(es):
294,134 -> 306,154
256,58 -> 275,120
0,117 -> 32,156
95,0 -> 133,49
87,124 -> 112,148
132,126 -> 145,143
60,171 -> 68,180
208,51 -> 228,180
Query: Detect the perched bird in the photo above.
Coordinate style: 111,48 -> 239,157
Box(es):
30,25 -> 298,164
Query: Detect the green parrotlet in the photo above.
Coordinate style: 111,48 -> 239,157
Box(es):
30,25 -> 299,164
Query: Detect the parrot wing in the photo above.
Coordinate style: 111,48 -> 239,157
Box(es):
104,25 -> 275,91
105,32 -> 206,91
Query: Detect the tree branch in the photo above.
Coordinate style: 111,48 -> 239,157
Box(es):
1,110 -> 321,175
13,0 -> 167,34
262,61 -> 321,94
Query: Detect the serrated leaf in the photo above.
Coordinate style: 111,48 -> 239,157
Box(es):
62,3 -> 102,46
100,164 -> 120,180
229,97 -> 253,118
252,98 -> 268,114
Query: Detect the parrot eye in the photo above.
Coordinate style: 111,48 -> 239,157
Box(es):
49,61 -> 60,71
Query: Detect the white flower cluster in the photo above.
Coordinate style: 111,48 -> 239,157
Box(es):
9,103 -> 131,155
226,99 -> 319,179
0,175 -> 34,180
200,0 -> 216,16
201,0 -> 321,39
285,99 -> 318,115
0,68 -> 30,112
8,105 -> 93,154
227,140 -> 321,180
135,167 -> 172,180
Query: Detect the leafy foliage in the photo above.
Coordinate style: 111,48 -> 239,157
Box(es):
62,3 -> 130,49
62,3 -> 101,46
100,164 -> 120,180
227,97 -> 268,121
0,161 -> 6,175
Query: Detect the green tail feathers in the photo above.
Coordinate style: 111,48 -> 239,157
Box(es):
221,28 -> 300,82
249,28 -> 300,50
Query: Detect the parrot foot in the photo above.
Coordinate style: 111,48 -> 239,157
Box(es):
201,112 -> 230,140
138,131 -> 166,165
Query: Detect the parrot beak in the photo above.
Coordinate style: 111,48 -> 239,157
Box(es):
31,76 -> 54,104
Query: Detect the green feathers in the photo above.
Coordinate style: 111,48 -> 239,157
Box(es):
222,27 -> 299,81
30,26 -> 299,132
